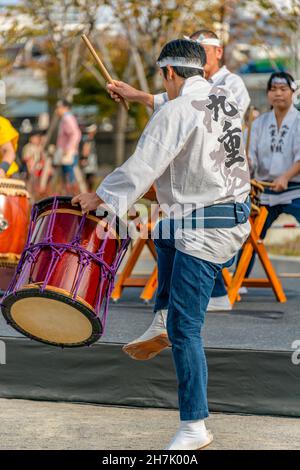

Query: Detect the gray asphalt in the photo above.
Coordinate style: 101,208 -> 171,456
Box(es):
0,398 -> 299,450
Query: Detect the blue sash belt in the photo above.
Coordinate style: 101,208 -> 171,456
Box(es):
177,196 -> 251,229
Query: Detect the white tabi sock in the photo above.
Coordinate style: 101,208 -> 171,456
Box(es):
165,419 -> 212,450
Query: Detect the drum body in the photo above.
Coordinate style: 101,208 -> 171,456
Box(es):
1,196 -> 129,347
0,178 -> 30,293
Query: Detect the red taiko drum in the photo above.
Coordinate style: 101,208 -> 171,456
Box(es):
1,196 -> 129,347
0,178 -> 30,293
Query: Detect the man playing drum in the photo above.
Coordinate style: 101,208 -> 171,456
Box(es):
73,39 -> 250,450
107,30 -> 250,314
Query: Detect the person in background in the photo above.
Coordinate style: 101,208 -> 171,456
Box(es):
188,30 -> 250,119
22,131 -> 43,176
107,30 -> 250,120
0,116 -> 19,179
244,71 -> 300,277
54,99 -> 81,193
79,124 -> 98,191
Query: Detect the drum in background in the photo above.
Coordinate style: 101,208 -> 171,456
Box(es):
0,178 -> 30,294
1,196 -> 130,347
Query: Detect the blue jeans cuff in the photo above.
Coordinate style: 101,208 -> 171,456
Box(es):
180,409 -> 209,421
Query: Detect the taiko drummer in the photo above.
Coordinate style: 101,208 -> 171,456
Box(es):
73,39 -> 250,450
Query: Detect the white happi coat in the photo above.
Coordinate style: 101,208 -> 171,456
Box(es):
249,105 -> 300,205
154,66 -> 250,119
97,76 -> 250,264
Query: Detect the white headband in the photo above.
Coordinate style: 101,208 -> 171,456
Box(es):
183,34 -> 222,47
156,56 -> 204,69
271,76 -> 297,91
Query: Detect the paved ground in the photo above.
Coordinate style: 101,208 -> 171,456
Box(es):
0,398 -> 299,450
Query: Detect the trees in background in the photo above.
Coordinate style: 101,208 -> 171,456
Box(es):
2,0 -> 297,164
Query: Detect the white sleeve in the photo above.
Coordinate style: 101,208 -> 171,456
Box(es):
96,104 -> 187,216
293,116 -> 300,163
153,92 -> 169,111
248,120 -> 259,177
226,74 -> 250,120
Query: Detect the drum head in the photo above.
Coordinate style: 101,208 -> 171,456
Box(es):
2,288 -> 102,347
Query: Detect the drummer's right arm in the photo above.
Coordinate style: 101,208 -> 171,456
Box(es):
107,81 -> 169,113
107,81 -> 154,109
96,100 -> 188,217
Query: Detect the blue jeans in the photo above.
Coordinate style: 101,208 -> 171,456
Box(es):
154,219 -> 228,420
211,269 -> 229,297
62,155 -> 78,184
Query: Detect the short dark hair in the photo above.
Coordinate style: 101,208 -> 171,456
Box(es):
190,29 -> 219,41
267,72 -> 296,92
30,130 -> 43,137
56,99 -> 71,108
157,39 -> 206,79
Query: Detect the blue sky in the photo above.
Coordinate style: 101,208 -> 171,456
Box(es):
0,1 -> 19,5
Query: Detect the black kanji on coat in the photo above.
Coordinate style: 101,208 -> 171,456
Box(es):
218,121 -> 244,168
206,94 -> 238,122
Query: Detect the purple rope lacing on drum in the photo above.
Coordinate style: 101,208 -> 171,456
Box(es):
26,204 -> 39,246
41,247 -> 66,291
72,212 -> 87,246
96,236 -> 130,332
95,230 -> 131,332
44,197 -> 59,242
13,240 -> 130,335
12,249 -> 38,294
72,250 -> 90,300
92,215 -> 116,324
1,197 -> 131,337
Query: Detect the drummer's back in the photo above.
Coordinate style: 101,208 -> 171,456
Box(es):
154,76 -> 250,208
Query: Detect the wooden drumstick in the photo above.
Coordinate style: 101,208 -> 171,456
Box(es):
250,179 -> 264,193
260,181 -> 275,188
81,34 -> 129,112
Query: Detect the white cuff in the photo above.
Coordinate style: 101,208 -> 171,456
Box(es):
96,186 -> 128,218
153,93 -> 168,111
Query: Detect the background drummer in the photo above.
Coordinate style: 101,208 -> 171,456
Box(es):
107,29 -> 250,119
0,115 -> 19,178
246,71 -> 300,276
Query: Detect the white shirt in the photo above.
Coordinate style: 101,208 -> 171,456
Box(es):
209,66 -> 250,119
154,66 -> 250,119
250,105 -> 300,182
249,105 -> 300,205
97,76 -> 250,263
